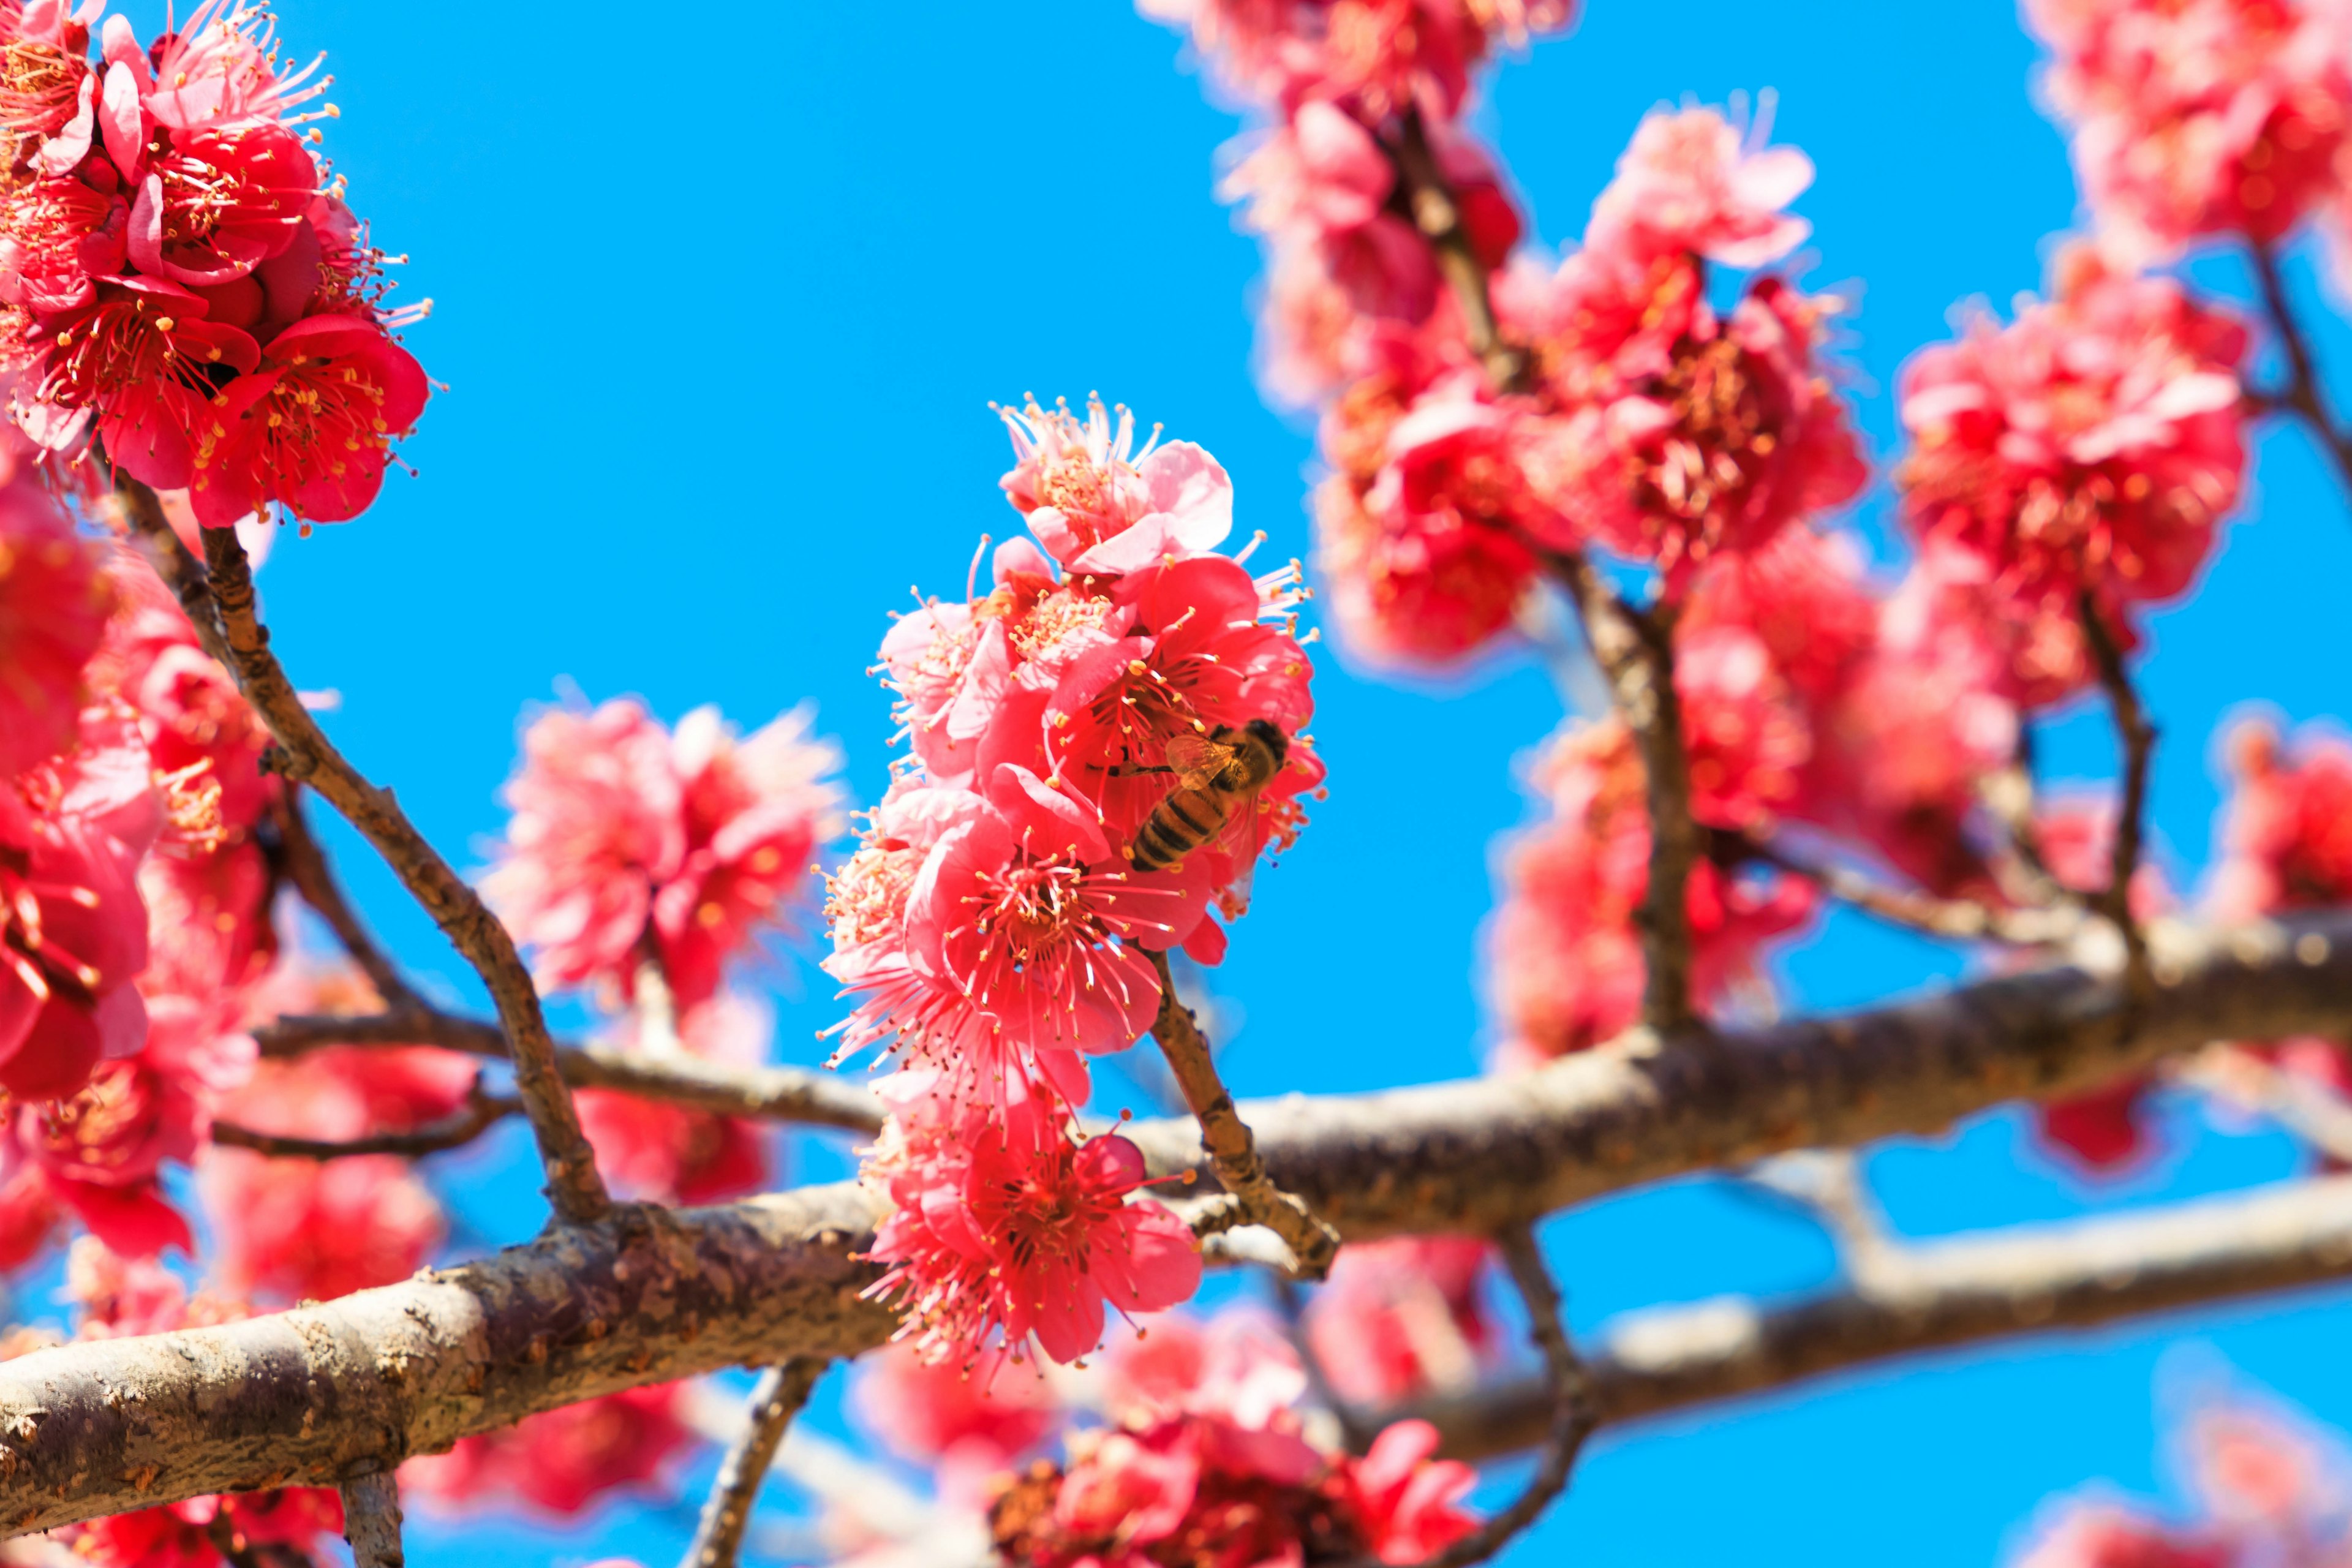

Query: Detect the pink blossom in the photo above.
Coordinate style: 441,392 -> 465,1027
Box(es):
2027,0 -> 2352,259
905,763 -> 1209,1063
1585,103 -> 1815,268
851,1340 -> 1061,1468
1343,1419 -> 1481,1563
143,1 -> 330,134
484,697 -> 684,992
1488,717 -> 1814,1066
0,711 -> 157,1102
401,1384 -> 693,1518
1139,0 -> 1575,119
1511,247 -> 1866,590
1899,247 -> 2248,624
1304,1236 -> 1496,1406
2211,718 -> 2352,916
864,1093 -> 1202,1365
0,480 -> 109,775
1000,396 -> 1234,576
576,994 -> 772,1205
486,697 -> 843,1007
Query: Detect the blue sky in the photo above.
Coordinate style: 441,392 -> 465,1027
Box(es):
80,0 -> 2352,1562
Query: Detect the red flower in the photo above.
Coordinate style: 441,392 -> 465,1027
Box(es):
0,481 -> 110,775
401,1384 -> 692,1518
1899,249 -> 2248,624
866,1091 -> 1202,1365
0,718 -> 157,1103
126,119 -> 315,286
187,312 -> 428,525
487,697 -> 842,1006
36,276 -> 260,490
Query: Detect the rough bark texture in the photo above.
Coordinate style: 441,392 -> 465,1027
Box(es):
1392,1173 -> 2352,1461
1121,911 -> 2352,1235
0,1188 -> 889,1536
11,911 -> 2352,1534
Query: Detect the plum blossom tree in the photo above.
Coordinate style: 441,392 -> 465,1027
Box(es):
14,2 -> 2352,1567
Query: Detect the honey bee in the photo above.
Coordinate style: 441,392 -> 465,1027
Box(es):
1125,719 -> 1291,873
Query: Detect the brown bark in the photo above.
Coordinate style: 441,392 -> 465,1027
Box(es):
11,909 -> 2352,1533
0,1188 -> 889,1537
1389,1172 -> 2352,1461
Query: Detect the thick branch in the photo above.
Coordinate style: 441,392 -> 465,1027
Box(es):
251,1011 -> 886,1134
182,521 -> 606,1223
1147,950 -> 1341,1278
1387,1172 -> 2352,1460
2247,237 -> 2352,498
209,1080 -> 519,1161
0,1187 -> 890,1536
18,911 -> 2352,1531
681,1360 -> 827,1568
1551,553 -> 1701,1034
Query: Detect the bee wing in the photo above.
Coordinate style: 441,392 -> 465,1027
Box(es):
1164,731 -> 1237,791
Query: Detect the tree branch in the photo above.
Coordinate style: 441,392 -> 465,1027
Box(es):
1147,949 -> 1341,1278
2247,236 -> 2352,498
2078,592 -> 2157,997
177,520 -> 607,1224
681,1360 -> 827,1568
1548,552 -> 1702,1035
1729,831 -> 2079,948
1384,1171 -> 2352,1461
0,1186 -> 890,1536
268,787 -> 418,1013
1383,1226 -> 1596,1568
251,1011 -> 887,1134
209,1078 -> 520,1161
1389,107 -> 1529,393
17,910 -> 2352,1532
337,1471 -> 404,1568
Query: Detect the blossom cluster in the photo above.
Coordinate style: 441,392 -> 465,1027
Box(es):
848,1308 -> 1485,1568
1148,0 -> 1871,665
2026,0 -> 2352,265
0,1 -> 429,525
824,400 -> 1324,1365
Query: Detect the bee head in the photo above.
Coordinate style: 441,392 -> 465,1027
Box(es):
1242,718 -> 1289,767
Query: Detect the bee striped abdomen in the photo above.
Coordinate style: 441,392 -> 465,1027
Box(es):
1129,786 -> 1227,871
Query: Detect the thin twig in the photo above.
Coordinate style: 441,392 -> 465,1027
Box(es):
1271,1273 -> 1379,1452
251,1009 -> 888,1133
270,786 -> 418,1012
1550,552 -> 1702,1033
1980,726 -> 2070,911
210,1077 -> 519,1161
1388,107 -> 1530,394
1730,831 -> 2079,948
1147,948 -> 1341,1279
2247,236 -> 2352,497
1370,1225 -> 1595,1568
2077,591 -> 2157,998
337,1471 -> 404,1568
681,1360 -> 827,1568
116,481 -> 608,1224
